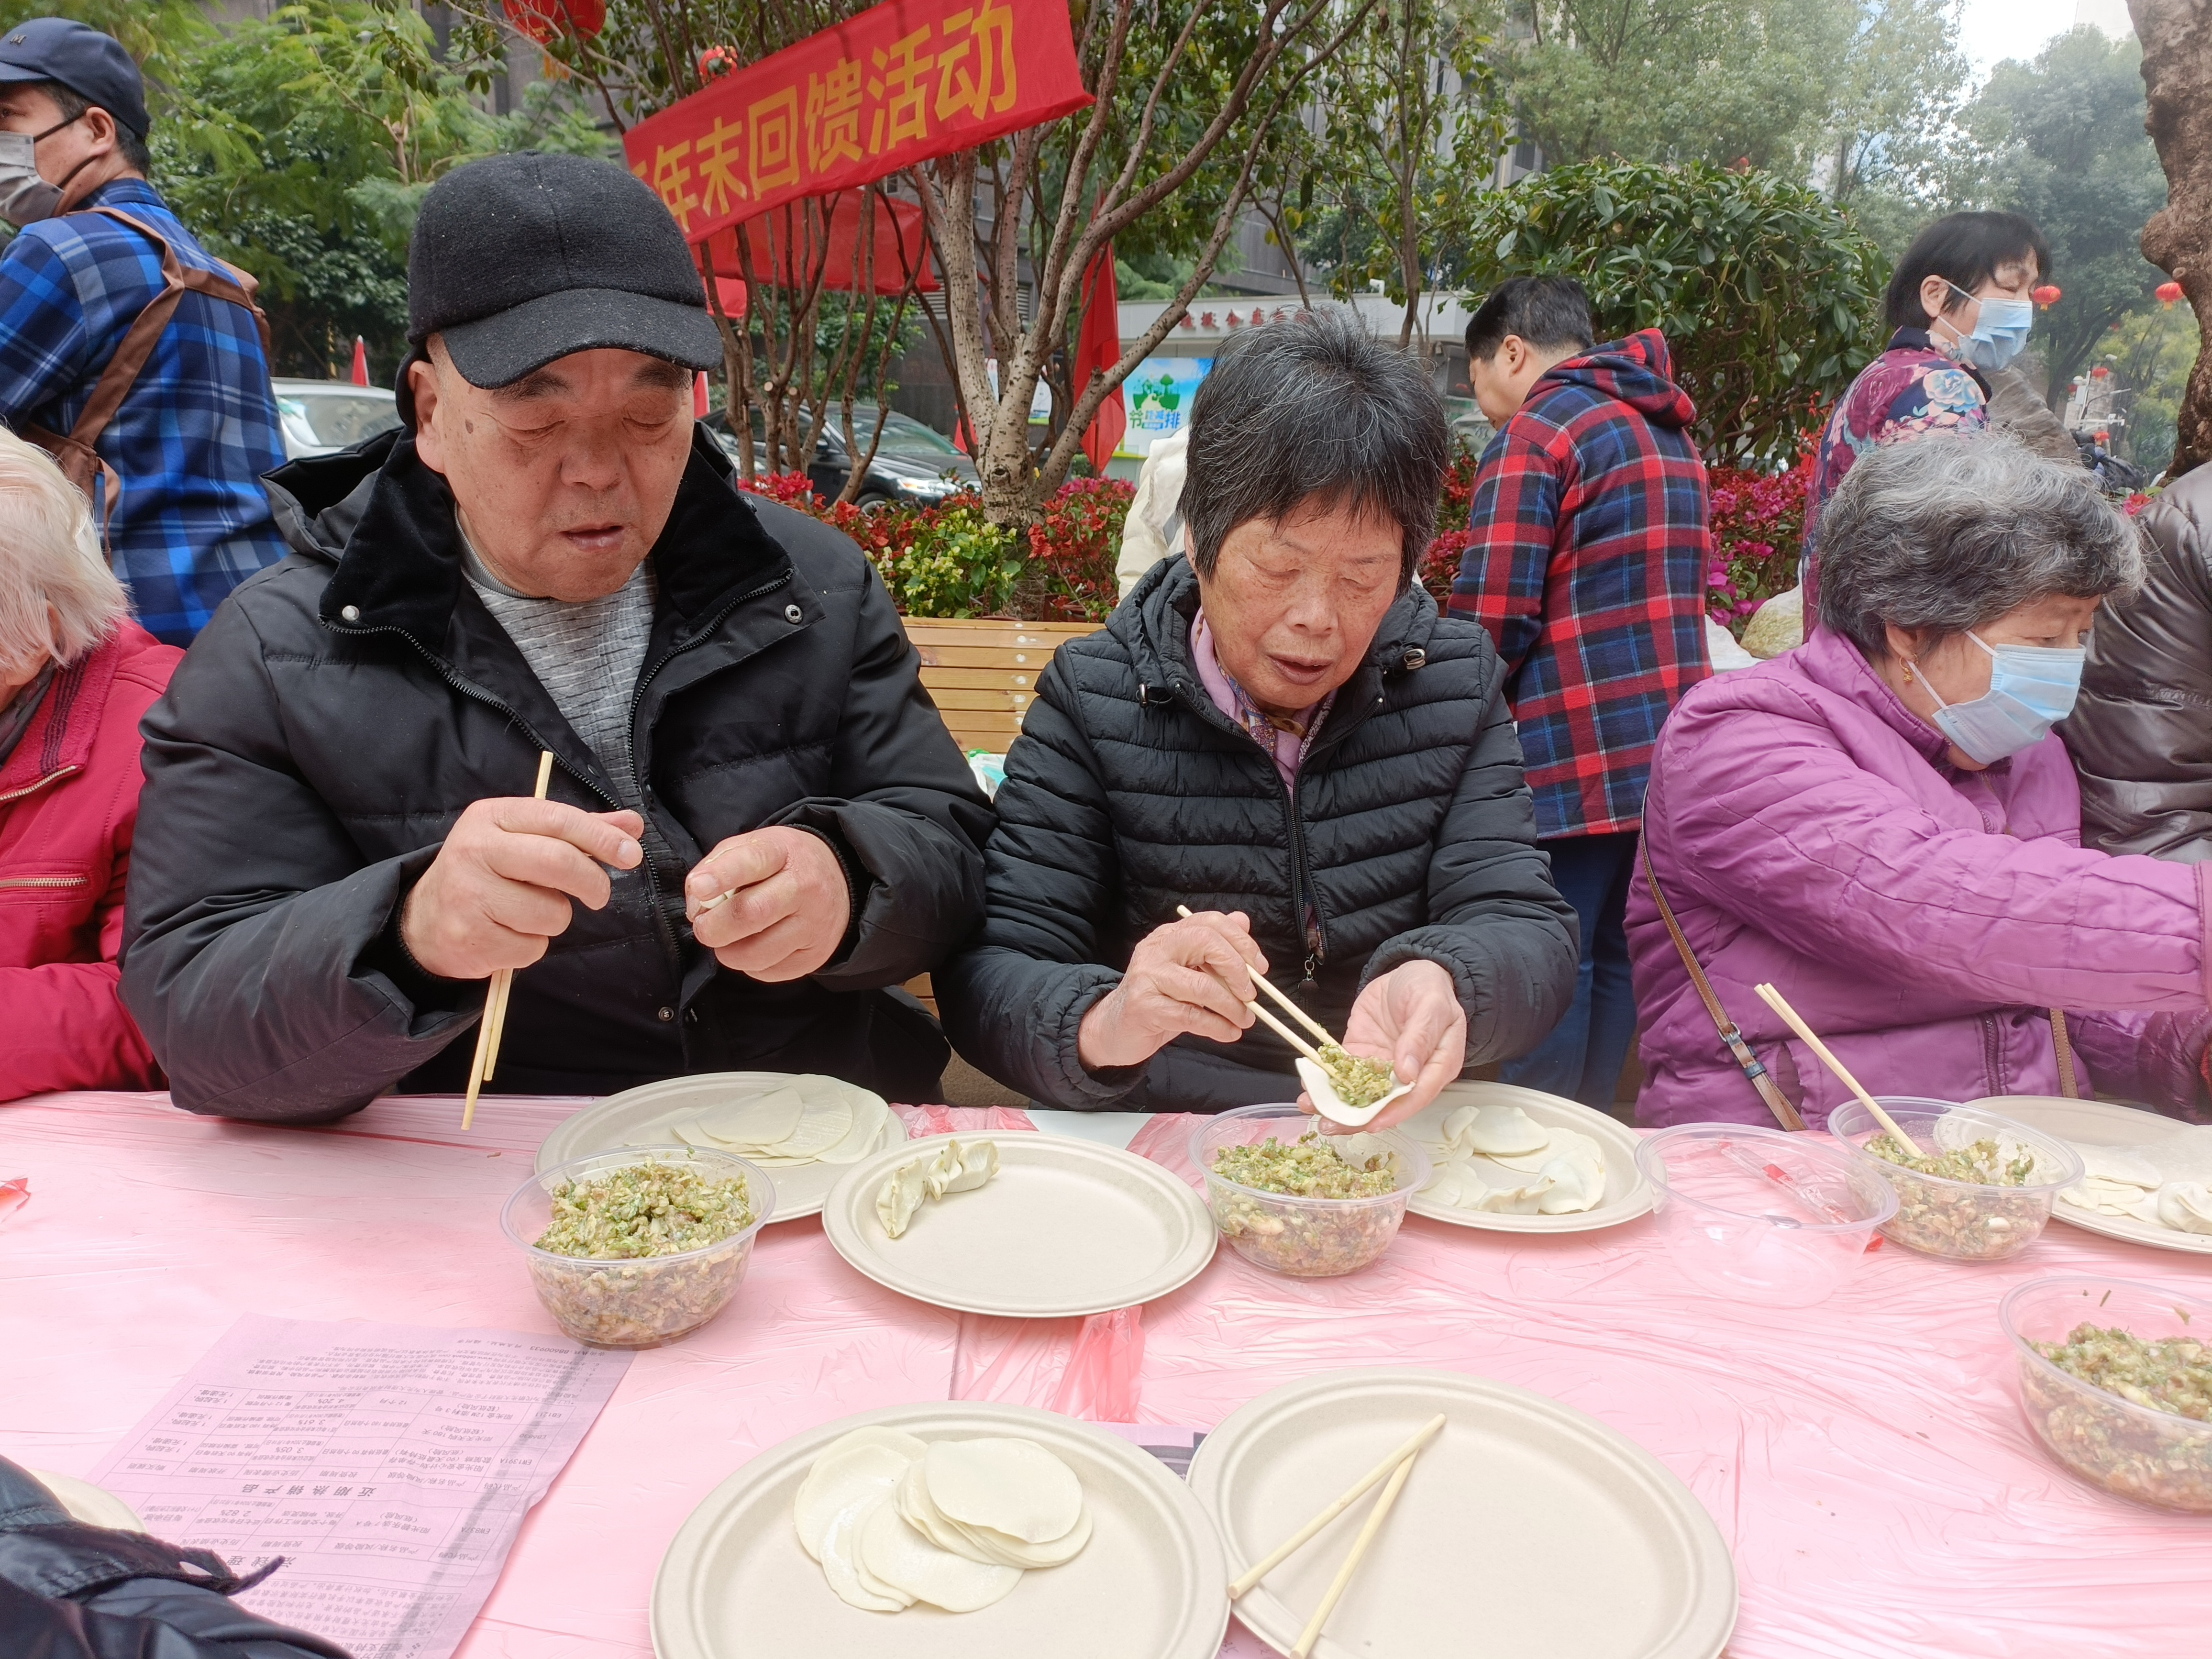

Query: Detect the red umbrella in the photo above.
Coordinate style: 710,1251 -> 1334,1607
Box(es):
349,336 -> 368,387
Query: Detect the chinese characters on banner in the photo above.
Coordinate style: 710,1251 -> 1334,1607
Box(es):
622,0 -> 1092,245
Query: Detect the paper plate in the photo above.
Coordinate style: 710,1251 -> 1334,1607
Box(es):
1967,1095 -> 2212,1257
1188,1368 -> 1736,1659
29,1470 -> 143,1531
650,1400 -> 1228,1659
1398,1081 -> 1654,1233
821,1133 -> 1216,1317
534,1073 -> 905,1221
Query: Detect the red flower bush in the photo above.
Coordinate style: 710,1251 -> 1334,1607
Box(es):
1027,477 -> 1134,621
1705,452 -> 1812,630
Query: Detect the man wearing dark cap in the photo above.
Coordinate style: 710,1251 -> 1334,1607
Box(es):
121,152 -> 994,1120
0,17 -> 286,643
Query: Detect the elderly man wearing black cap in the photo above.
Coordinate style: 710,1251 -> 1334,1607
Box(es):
0,17 -> 286,645
120,152 -> 994,1121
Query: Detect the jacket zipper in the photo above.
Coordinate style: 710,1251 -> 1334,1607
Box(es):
0,764 -> 79,806
0,874 -> 88,889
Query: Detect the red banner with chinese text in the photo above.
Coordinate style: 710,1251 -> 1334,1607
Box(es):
622,0 -> 1092,245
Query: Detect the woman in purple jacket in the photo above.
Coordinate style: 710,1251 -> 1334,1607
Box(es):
1630,434 -> 2212,1128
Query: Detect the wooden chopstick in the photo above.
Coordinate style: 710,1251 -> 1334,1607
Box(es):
1176,905 -> 1337,1048
462,750 -> 554,1129
1752,982 -> 1924,1156
1228,1413 -> 1445,1600
1288,1434 -> 1424,1659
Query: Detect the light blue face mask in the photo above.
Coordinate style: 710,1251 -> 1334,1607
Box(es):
1944,283 -> 2034,374
1914,630 -> 2085,764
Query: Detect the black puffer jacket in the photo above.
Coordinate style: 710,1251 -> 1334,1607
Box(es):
2066,463 -> 2212,862
936,558 -> 1578,1109
122,426 -> 993,1120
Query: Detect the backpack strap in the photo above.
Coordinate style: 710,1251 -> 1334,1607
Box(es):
2049,1008 -> 2080,1099
1640,834 -> 1807,1131
18,206 -> 272,542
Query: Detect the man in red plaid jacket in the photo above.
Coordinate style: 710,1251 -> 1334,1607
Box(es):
1449,276 -> 1712,1110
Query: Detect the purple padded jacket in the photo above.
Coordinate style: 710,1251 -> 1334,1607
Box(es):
1628,625 -> 2212,1128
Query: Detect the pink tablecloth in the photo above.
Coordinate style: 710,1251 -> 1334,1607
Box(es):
2,1092 -> 2205,1659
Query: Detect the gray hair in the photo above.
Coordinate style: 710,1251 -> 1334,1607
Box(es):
1815,433 -> 2143,658
1182,306 -> 1448,586
0,428 -> 127,677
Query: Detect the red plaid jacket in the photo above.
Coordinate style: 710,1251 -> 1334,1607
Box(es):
1449,329 -> 1713,838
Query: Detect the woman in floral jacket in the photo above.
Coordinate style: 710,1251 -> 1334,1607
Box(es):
1803,212 -> 2051,606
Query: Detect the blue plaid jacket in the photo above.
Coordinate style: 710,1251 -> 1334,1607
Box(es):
0,179 -> 286,643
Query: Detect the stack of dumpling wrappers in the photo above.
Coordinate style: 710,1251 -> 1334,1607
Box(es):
877,1139 -> 999,1239
2059,1132 -> 2212,1236
796,1428 -> 1091,1613
624,1076 -> 900,1167
1417,1103 -> 1607,1215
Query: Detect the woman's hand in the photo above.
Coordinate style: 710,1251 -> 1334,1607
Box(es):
1077,910 -> 1266,1072
1304,959 -> 1466,1130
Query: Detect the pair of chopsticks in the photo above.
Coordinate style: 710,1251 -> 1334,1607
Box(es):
461,750 -> 554,1130
1752,982 -> 1924,1156
1173,904 -> 1336,1063
1229,1412 -> 1445,1659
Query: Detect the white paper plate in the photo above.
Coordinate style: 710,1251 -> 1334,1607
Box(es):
651,1400 -> 1228,1659
1967,1094 -> 2212,1256
29,1470 -> 143,1531
534,1073 -> 906,1221
821,1133 -> 1217,1317
1398,1081 -> 1654,1233
1188,1368 -> 1736,1659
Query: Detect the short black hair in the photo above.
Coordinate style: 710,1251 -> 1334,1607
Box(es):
35,79 -> 149,175
1884,211 -> 2051,332
1465,276 -> 1594,362
1183,306 -> 1449,587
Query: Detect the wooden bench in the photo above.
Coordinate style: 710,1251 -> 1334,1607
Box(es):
901,618 -> 1102,755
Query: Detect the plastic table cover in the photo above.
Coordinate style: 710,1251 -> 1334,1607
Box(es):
1,1091 -> 2203,1659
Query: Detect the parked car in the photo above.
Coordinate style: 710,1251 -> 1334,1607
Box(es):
272,378 -> 403,459
706,402 -> 977,506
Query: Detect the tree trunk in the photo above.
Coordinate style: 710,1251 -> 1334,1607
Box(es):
2132,0 -> 2212,477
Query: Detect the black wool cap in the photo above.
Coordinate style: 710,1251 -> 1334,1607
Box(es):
398,151 -> 722,425
0,18 -> 150,139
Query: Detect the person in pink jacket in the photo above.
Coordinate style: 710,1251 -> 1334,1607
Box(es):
1630,434 -> 2212,1128
0,428 -> 176,1101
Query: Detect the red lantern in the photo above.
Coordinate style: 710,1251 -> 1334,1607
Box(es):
2158,280 -> 2184,307
2031,284 -> 2061,309
2089,364 -> 2111,379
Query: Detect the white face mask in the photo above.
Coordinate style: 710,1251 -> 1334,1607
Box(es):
0,114 -> 87,226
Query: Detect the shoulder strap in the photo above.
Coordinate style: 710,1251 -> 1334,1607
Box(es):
2049,1008 -> 2080,1099
17,206 -> 273,541
1640,835 -> 1807,1131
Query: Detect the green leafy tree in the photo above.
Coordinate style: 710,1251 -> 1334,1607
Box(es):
1455,158 -> 1886,465
1966,28 -> 2167,414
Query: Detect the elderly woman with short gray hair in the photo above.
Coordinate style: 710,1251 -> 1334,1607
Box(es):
937,308 -> 1578,1117
1630,434 -> 2212,1128
0,427 -> 179,1100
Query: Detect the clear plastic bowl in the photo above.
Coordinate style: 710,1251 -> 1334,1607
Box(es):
2001,1275 -> 2212,1512
501,1146 -> 774,1349
1635,1124 -> 1897,1308
1188,1104 -> 1429,1278
1828,1098 -> 2081,1262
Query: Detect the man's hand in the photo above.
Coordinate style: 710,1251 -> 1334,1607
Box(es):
686,826 -> 852,982
1306,959 -> 1466,1130
1077,910 -> 1266,1072
400,799 -> 644,981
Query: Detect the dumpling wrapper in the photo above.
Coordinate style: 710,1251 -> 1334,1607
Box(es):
921,1437 -> 1084,1545
794,1429 -> 925,1559
2073,1143 -> 2165,1189
876,1160 -> 930,1239
896,1460 -> 1091,1569
744,1098 -> 856,1165
2062,1177 -> 2162,1222
856,1491 -> 1021,1612
1423,1155 -> 1555,1213
820,1494 -> 911,1612
1330,1132 -> 1399,1179
816,1097 -> 897,1164
2156,1181 -> 2212,1235
1295,1056 -> 1413,1128
693,1087 -> 806,1149
1457,1103 -> 1551,1158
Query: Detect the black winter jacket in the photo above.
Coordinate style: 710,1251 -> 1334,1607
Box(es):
935,558 -> 1578,1109
121,426 -> 994,1120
